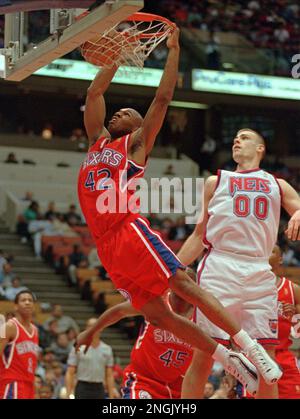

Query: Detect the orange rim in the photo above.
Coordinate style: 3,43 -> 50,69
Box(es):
125,12 -> 175,39
76,11 -> 175,39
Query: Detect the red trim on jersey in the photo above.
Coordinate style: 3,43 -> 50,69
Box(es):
203,214 -> 213,248
195,248 -> 211,324
203,171 -> 221,248
256,338 -> 279,346
289,280 -> 295,305
214,169 -> 222,192
2,321 -> 19,369
213,337 -> 231,347
235,168 -> 261,174
197,247 -> 212,287
13,319 -> 35,339
272,175 -> 283,204
277,277 -> 286,292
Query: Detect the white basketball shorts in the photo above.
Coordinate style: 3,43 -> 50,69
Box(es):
195,248 -> 278,346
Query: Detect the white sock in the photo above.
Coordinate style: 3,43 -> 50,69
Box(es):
212,344 -> 229,365
233,329 -> 255,350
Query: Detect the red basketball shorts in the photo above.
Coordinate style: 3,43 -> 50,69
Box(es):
98,216 -> 185,310
276,350 -> 300,399
122,366 -> 182,399
0,380 -> 35,399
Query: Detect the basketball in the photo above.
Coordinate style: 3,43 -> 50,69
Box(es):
81,34 -> 122,67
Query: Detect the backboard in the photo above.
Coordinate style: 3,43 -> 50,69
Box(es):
1,0 -> 144,81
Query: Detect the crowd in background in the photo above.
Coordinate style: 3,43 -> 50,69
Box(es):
1,0 -> 299,75
154,0 -> 299,75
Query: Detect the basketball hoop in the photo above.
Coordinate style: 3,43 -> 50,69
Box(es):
79,12 -> 176,68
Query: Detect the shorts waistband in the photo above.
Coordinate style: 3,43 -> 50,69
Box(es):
210,248 -> 269,263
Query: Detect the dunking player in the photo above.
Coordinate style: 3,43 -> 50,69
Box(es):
178,128 -> 300,398
77,27 -> 279,390
270,245 -> 300,399
0,290 -> 39,399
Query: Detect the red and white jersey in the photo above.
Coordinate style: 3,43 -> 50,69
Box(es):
204,169 -> 281,258
0,318 -> 39,383
77,135 -> 145,242
277,277 -> 295,351
130,294 -> 193,383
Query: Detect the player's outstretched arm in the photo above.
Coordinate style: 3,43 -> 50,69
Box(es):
74,301 -> 139,353
84,65 -> 118,146
129,27 -> 180,159
278,179 -> 300,241
0,321 -> 16,356
177,176 -> 217,265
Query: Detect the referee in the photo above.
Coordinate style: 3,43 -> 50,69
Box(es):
65,318 -> 115,399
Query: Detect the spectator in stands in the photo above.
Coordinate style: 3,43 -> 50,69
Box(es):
168,215 -> 192,241
29,213 -> 79,259
0,249 -> 7,283
203,381 -> 215,399
21,191 -> 34,203
160,217 -> 175,238
43,304 -> 79,334
163,164 -> 176,175
23,201 -> 41,222
4,312 -> 15,321
28,217 -> 54,259
51,361 -> 65,398
41,123 -> 54,140
63,244 -> 88,286
274,22 -> 290,44
39,383 -> 55,399
0,261 -> 17,289
66,327 -> 78,344
282,242 -> 300,266
94,292 -> 108,315
4,276 -> 28,301
16,215 -> 31,244
4,152 -> 19,164
69,128 -> 88,151
205,30 -> 221,70
65,318 -> 115,399
146,43 -> 168,69
147,213 -> 163,230
42,348 -> 56,370
34,375 -> 43,399
45,202 -> 58,220
38,319 -> 59,349
50,332 -> 73,364
199,135 -> 217,174
65,204 -> 82,226
88,247 -> 107,279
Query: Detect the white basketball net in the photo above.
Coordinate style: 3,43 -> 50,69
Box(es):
81,17 -> 174,69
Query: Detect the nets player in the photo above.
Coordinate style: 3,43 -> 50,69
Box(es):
75,270 -> 258,398
78,27 -> 278,390
270,245 -> 300,399
178,129 -> 300,398
0,290 -> 39,399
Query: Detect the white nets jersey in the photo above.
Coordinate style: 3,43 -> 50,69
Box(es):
204,168 -> 282,258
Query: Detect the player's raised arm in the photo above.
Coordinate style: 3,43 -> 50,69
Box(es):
278,179 -> 300,241
84,65 -> 119,146
177,176 -> 217,265
129,27 -> 180,158
75,302 -> 139,353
